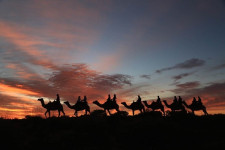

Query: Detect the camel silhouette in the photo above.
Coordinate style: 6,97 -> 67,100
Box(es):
64,101 -> 90,117
93,100 -> 119,115
121,101 -> 145,116
37,98 -> 65,117
143,101 -> 165,116
182,101 -> 208,115
163,100 -> 186,112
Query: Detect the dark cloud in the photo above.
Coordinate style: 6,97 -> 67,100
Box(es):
172,72 -> 194,81
92,74 -> 132,90
140,74 -> 151,79
176,81 -> 200,89
211,63 -> 225,71
171,81 -> 200,93
156,58 -> 205,73
47,64 -> 132,100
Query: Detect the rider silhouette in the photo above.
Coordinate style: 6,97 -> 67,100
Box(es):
137,95 -> 141,103
55,94 -> 60,103
107,94 -> 111,102
77,96 -> 81,103
83,96 -> 87,103
113,94 -> 117,102
197,96 -> 202,106
157,96 -> 161,104
178,96 -> 182,103
192,97 -> 197,105
178,96 -> 183,106
173,96 -> 178,104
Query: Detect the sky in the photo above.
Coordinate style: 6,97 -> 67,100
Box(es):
0,0 -> 225,118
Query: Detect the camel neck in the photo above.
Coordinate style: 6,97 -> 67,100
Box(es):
40,100 -> 46,108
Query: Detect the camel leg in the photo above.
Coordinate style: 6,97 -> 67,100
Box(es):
116,108 -> 120,112
62,110 -> 65,116
48,111 -> 50,117
88,108 -> 91,115
140,109 -> 142,114
45,110 -> 48,118
161,108 -> 165,116
87,108 -> 91,115
203,109 -> 208,115
75,110 -> 77,117
107,109 -> 111,116
132,110 -> 134,116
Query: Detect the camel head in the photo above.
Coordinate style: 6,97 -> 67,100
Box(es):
121,102 -> 126,105
64,101 -> 69,104
37,98 -> 44,101
93,100 -> 99,105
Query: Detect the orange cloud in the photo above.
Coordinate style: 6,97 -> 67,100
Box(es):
0,83 -> 39,97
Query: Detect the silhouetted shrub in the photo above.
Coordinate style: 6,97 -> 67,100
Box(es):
90,110 -> 107,117
144,111 -> 162,117
111,111 -> 128,117
166,110 -> 187,118
25,115 -> 43,120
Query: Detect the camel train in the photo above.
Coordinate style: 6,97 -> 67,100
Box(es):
37,94 -> 208,118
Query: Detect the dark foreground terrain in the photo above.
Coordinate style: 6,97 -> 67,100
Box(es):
1,112 -> 225,150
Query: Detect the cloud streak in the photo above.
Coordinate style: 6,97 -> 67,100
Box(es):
156,58 -> 205,73
172,72 -> 194,81
170,81 -> 200,94
140,74 -> 151,79
211,63 -> 225,71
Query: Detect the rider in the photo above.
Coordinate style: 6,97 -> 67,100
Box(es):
113,94 -> 117,102
192,97 -> 197,105
55,93 -> 60,104
137,95 -> 142,103
173,96 -> 178,104
83,95 -> 87,103
157,96 -> 161,104
178,96 -> 183,106
197,96 -> 202,106
107,94 -> 111,102
77,96 -> 81,103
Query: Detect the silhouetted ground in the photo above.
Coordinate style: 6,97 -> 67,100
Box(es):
1,112 -> 225,150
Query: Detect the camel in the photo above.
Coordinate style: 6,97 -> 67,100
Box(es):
163,100 -> 186,112
64,101 -> 90,117
121,101 -> 145,116
143,101 -> 165,116
93,100 -> 120,115
37,98 -> 65,117
182,101 -> 208,115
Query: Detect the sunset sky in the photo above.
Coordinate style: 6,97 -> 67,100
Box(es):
0,0 -> 225,118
